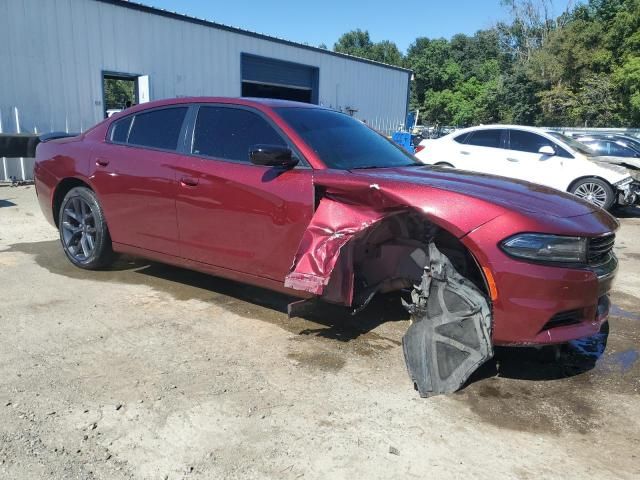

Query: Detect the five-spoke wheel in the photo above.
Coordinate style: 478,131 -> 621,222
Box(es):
59,187 -> 113,269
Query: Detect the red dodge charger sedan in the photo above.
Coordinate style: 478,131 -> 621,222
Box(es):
34,97 -> 618,396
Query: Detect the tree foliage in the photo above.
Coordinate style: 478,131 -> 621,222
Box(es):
334,29 -> 403,66
332,0 -> 640,127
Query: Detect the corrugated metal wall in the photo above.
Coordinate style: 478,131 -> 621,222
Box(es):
0,0 -> 410,139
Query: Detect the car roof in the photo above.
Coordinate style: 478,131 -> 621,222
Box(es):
120,96 -> 326,115
449,124 -> 550,135
577,133 -> 638,142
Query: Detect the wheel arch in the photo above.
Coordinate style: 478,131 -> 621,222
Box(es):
52,177 -> 94,228
566,175 -> 615,193
285,203 -> 492,307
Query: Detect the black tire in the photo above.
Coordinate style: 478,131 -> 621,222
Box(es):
569,177 -> 615,210
435,162 -> 454,168
58,186 -> 114,269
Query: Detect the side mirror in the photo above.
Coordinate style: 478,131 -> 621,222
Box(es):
249,144 -> 298,168
538,145 -> 556,156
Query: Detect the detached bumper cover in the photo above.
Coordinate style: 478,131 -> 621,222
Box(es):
403,243 -> 492,397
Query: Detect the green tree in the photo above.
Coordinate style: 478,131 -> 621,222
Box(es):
104,78 -> 135,111
333,0 -> 640,127
333,30 -> 403,66
613,55 -> 640,123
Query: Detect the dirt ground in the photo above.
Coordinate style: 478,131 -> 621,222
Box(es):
1,185 -> 639,480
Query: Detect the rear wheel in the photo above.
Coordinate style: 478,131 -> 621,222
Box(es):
59,186 -> 114,269
569,178 -> 615,210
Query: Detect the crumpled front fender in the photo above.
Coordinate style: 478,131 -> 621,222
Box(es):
284,196 -> 393,295
284,174 -> 501,305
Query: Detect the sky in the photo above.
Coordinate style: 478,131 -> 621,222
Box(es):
141,0 -> 574,53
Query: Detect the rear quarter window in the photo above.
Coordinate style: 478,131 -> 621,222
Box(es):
109,116 -> 133,143
453,132 -> 470,144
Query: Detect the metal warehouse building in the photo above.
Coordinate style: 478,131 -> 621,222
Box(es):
0,0 -> 411,169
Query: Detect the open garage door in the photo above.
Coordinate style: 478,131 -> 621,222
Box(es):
241,54 -> 319,104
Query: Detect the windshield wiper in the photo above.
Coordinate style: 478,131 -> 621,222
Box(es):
351,163 -> 420,170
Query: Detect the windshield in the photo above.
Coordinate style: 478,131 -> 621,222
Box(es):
547,132 -> 596,156
275,107 -> 420,169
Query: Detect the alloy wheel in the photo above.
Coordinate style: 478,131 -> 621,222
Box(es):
61,196 -> 97,261
573,182 -> 608,207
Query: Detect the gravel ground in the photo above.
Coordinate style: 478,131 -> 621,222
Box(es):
1,185 -> 639,479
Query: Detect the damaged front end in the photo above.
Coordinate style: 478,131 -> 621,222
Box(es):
284,183 -> 494,397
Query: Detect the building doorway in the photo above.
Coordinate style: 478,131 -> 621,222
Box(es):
102,72 -> 150,118
241,82 -> 312,103
103,73 -> 137,118
241,54 -> 319,104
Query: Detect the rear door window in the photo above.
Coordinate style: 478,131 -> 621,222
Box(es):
465,130 -> 505,148
127,107 -> 188,150
191,106 -> 286,162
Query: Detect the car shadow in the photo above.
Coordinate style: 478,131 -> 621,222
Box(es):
5,240 -> 610,389
132,259 -> 409,342
612,205 -> 640,218
6,240 -> 409,344
465,322 -> 609,387
0,199 -> 17,208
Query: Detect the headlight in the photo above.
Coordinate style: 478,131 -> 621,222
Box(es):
614,177 -> 633,188
500,233 -> 587,263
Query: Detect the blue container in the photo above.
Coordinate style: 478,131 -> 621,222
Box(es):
391,131 -> 414,154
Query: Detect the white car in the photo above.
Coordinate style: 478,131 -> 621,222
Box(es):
415,125 -> 638,210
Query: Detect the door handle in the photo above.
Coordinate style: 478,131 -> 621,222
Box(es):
460,150 -> 470,155
95,158 -> 109,166
180,176 -> 199,187
507,157 -> 519,162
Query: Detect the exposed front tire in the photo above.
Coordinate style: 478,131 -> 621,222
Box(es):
58,186 -> 114,269
569,177 -> 615,210
434,162 -> 454,168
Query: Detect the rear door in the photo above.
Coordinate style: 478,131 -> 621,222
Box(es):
455,129 -> 509,175
91,106 -> 188,256
175,105 -> 314,280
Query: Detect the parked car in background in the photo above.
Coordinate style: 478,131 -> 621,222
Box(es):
577,135 -> 640,157
575,135 -> 640,174
572,133 -> 640,152
35,98 -> 619,396
415,125 -> 638,210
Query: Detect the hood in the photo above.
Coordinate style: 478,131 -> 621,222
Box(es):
347,166 -> 599,219
591,155 -> 640,176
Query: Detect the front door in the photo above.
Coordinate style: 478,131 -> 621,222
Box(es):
506,129 -> 569,189
175,105 -> 314,280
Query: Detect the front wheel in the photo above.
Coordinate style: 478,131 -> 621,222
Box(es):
569,178 -> 615,210
59,186 -> 114,269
